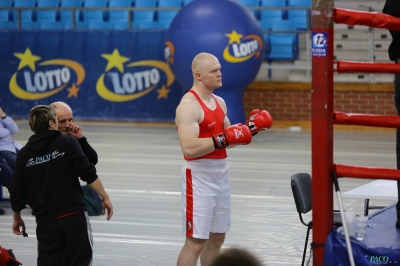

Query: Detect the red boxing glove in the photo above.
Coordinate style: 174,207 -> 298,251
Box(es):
212,124 -> 252,149
247,109 -> 273,136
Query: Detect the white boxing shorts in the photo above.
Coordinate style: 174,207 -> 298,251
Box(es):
180,158 -> 230,239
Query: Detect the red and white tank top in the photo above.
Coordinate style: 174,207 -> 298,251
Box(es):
185,89 -> 227,160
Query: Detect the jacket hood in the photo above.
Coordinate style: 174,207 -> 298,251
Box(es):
26,130 -> 61,153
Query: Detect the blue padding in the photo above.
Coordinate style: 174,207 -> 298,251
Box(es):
324,204 -> 400,266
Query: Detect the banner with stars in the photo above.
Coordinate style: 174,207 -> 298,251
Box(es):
0,30 -> 184,122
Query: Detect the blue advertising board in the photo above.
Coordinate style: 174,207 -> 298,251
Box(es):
0,30 -> 184,122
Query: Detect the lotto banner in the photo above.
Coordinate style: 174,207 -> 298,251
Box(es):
0,30 -> 184,122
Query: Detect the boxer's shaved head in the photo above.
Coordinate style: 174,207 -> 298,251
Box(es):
192,52 -> 218,76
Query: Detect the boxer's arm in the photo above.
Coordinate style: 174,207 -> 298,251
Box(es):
176,98 -> 215,159
215,95 -> 239,149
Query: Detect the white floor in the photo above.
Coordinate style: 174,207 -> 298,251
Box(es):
0,121 -> 397,265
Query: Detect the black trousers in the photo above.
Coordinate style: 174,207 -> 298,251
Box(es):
394,74 -> 400,220
36,211 -> 93,266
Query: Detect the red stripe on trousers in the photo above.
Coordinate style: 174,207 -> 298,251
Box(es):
186,168 -> 193,237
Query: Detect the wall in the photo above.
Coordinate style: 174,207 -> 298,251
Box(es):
244,81 -> 397,127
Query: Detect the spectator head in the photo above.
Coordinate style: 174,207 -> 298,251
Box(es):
210,247 -> 263,266
28,105 -> 57,134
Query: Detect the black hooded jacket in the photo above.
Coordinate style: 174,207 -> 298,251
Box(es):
383,0 -> 400,61
9,130 -> 98,223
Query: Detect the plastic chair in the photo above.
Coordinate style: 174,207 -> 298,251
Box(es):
237,0 -> 259,6
158,0 -> 182,7
36,0 -> 59,22
83,0 -> 107,7
134,0 -> 157,7
0,0 -> 13,7
157,0 -> 180,28
37,0 -> 59,7
260,0 -> 286,20
13,0 -> 36,24
259,10 -> 282,31
266,20 -> 298,60
80,0 -> 107,26
59,0 -> 81,29
108,0 -> 132,30
157,9 -> 178,28
182,0 -> 193,5
287,0 -> 311,30
291,173 -> 342,266
132,0 -> 156,28
237,0 -> 259,18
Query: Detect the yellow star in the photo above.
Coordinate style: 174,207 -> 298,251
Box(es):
225,30 -> 243,45
157,85 -> 170,100
67,84 -> 80,98
14,48 -> 41,71
101,49 -> 130,73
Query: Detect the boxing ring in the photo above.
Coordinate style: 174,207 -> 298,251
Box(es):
312,4 -> 400,265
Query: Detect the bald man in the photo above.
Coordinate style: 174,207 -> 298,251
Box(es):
175,53 -> 253,266
50,102 -> 97,165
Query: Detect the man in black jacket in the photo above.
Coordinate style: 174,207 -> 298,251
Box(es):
8,105 -> 113,265
382,0 -> 400,227
50,101 -> 101,216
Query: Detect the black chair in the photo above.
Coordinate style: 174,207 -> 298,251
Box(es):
291,173 -> 342,266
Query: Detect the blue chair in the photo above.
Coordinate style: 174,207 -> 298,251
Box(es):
157,0 -> 180,28
158,0 -> 182,7
260,0 -> 286,19
37,0 -> 59,22
182,0 -> 193,5
0,10 -> 17,28
266,20 -> 298,60
13,0 -> 36,27
108,0 -> 132,30
287,0 -> 311,30
237,0 -> 259,18
80,0 -> 107,27
132,0 -> 156,28
83,0 -> 107,7
60,0 -> 81,29
0,0 -> 13,7
259,10 -> 283,30
134,0 -> 156,7
37,0 -> 59,7
157,9 -> 178,28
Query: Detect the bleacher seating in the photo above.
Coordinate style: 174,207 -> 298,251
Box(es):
265,20 -> 298,60
36,0 -> 60,28
287,0 -> 311,30
157,0 -> 181,29
132,0 -> 157,29
13,0 -> 36,29
237,0 -> 260,19
182,0 -> 193,5
77,0 -> 108,29
259,0 -> 285,30
0,0 -> 17,28
108,0 -> 132,30
59,0 -> 81,29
